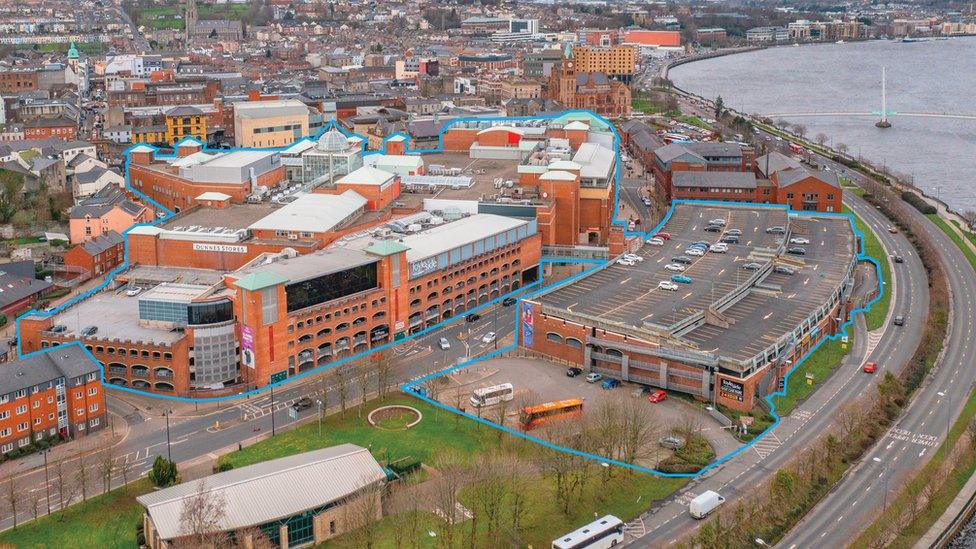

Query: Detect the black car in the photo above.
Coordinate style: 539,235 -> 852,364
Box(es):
291,397 -> 314,411
672,255 -> 694,265
787,247 -> 807,255
81,326 -> 98,337
721,235 -> 740,244
465,313 -> 481,322
704,225 -> 722,233
773,265 -> 796,275
893,315 -> 905,326
742,262 -> 763,271
725,229 -> 743,236
566,367 -> 583,377
894,256 -> 904,264
502,297 -> 517,307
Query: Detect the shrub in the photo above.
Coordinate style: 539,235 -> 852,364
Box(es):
902,191 -> 936,214
148,456 -> 179,487
215,456 -> 235,472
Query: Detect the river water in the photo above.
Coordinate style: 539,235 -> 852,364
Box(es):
670,38 -> 976,213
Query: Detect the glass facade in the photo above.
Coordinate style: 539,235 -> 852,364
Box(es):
187,300 -> 234,326
301,151 -> 362,185
285,263 -> 378,313
138,299 -> 188,325
191,322 -> 238,387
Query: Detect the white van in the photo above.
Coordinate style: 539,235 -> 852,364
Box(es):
689,490 -> 725,519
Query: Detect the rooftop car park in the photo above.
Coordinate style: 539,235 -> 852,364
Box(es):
526,202 -> 859,410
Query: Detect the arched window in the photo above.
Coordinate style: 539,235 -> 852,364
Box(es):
546,332 -> 564,344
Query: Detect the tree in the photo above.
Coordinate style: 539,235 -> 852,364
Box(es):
97,449 -> 115,494
836,142 -> 849,155
714,95 -> 724,119
75,455 -> 90,501
357,360 -> 369,417
792,123 -> 807,139
119,455 -> 136,489
335,364 -> 350,416
148,455 -> 179,488
815,133 -> 828,148
177,480 -> 228,546
469,455 -> 508,542
374,349 -> 393,401
4,476 -> 21,529
430,453 -> 467,546
53,457 -> 79,519
507,459 -> 529,538
342,478 -> 384,549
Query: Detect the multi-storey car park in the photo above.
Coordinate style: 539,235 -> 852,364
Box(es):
523,202 -> 862,412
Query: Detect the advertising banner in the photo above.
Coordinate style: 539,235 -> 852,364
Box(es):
241,325 -> 255,369
522,302 -> 534,347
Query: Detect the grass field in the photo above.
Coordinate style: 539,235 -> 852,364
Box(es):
0,478 -> 152,549
845,206 -> 890,331
772,335 -> 853,416
928,214 -> 976,271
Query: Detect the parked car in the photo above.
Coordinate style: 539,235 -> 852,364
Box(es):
766,226 -> 786,234
601,378 -> 621,389
566,367 -> 583,377
623,253 -> 644,262
704,225 -> 722,233
774,265 -> 796,275
51,325 -> 67,333
787,247 -> 807,255
725,229 -> 743,236
617,258 -> 636,266
894,256 -> 904,264
790,237 -> 810,245
654,232 -> 671,240
685,248 -> 705,257
665,263 -> 686,272
671,275 -> 693,284
893,315 -> 905,326
585,372 -> 603,383
81,326 -> 98,337
647,389 -> 667,403
481,332 -> 497,344
721,235 -> 740,244
502,297 -> 517,306
672,255 -> 693,264
126,287 -> 142,297
863,361 -> 878,374
439,337 -> 451,350
465,313 -> 481,323
642,197 -> 652,206
659,434 -> 687,450
709,244 -> 728,253
658,280 -> 679,291
291,397 -> 314,411
708,218 -> 727,226
742,262 -> 763,271
647,237 -> 665,246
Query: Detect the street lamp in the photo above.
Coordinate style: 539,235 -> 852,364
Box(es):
873,457 -> 890,510
43,448 -> 51,515
163,409 -> 172,461
937,391 -> 951,458
270,384 -> 276,437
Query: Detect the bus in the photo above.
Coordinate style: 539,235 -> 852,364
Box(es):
519,398 -> 584,431
788,142 -> 806,155
552,515 -> 625,549
469,383 -> 514,408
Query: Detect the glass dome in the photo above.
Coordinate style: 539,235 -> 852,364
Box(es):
316,129 -> 348,152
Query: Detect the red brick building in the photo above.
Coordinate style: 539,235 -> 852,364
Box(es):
0,346 -> 105,456
23,117 -> 77,140
63,231 -> 125,280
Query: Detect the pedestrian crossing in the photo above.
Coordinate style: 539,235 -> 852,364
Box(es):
752,431 -> 782,459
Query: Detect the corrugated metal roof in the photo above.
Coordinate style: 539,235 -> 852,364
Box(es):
402,213 -> 528,263
137,444 -> 385,541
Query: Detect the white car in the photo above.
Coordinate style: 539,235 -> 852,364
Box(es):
709,244 -> 728,253
658,281 -> 679,291
685,248 -> 705,257
624,254 -> 644,262
482,332 -> 497,344
642,197 -> 652,206
617,258 -> 636,266
708,218 -> 727,226
790,237 -> 810,245
647,237 -> 665,246
664,263 -> 686,272
439,337 -> 451,350
126,287 -> 142,297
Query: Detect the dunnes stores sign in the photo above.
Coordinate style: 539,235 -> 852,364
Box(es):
410,257 -> 438,278
193,243 -> 248,254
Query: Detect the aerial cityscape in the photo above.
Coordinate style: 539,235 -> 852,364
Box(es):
0,0 -> 975,547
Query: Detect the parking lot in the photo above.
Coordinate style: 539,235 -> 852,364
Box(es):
434,357 -> 741,460
538,203 -> 790,329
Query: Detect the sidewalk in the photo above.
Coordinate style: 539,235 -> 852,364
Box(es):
0,410 -> 129,481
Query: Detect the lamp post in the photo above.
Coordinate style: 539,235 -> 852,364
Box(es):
270,384 -> 276,437
43,448 -> 51,515
873,457 -> 889,510
937,391 -> 951,458
164,409 -> 172,461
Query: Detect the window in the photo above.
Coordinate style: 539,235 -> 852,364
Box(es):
0,411 -> 7,420
90,417 -> 100,428
32,400 -> 40,409
1,443 -> 11,453
88,387 -> 97,396
75,408 -> 84,416
34,417 -> 41,425
15,405 -> 26,415
17,422 -> 28,432
89,403 -> 99,412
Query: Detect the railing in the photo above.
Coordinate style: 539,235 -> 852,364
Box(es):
541,244 -> 610,260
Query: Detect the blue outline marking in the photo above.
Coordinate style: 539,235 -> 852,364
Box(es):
11,112 -> 883,479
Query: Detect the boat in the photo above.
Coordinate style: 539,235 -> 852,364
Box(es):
901,36 -> 936,43
836,40 -> 845,44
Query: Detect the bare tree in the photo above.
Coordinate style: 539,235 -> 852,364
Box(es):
423,377 -> 441,402
430,453 -> 467,546
342,478 -> 384,549
99,448 -> 115,493
792,123 -> 807,138
618,398 -> 662,468
357,360 -> 370,417
493,395 -> 510,446
374,349 -> 394,401
507,457 -> 529,538
233,526 -> 274,549
836,142 -> 849,155
4,476 -> 20,529
75,455 -> 90,502
335,364 -> 350,416
386,488 -> 420,549
53,457 -> 79,519
27,491 -> 41,523
178,480 -> 228,546
119,455 -> 136,490
469,455 -> 509,542
538,422 -> 591,515
815,133 -> 828,148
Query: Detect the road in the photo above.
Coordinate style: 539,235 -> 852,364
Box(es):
116,0 -> 151,52
0,304 -> 515,531
626,185 -> 926,545
777,152 -> 976,546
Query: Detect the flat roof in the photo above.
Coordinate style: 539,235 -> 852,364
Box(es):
572,142 -> 615,179
336,166 -> 396,186
233,99 -> 309,119
46,291 -> 185,345
234,247 -> 378,285
248,191 -> 366,234
536,203 -> 855,367
161,203 -> 281,231
139,283 -> 212,304
400,213 -> 528,263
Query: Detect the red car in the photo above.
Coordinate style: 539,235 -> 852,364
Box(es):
647,389 -> 668,403
654,232 -> 671,241
863,362 -> 878,374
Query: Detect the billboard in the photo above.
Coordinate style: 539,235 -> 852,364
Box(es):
522,302 -> 534,347
241,325 -> 255,369
719,378 -> 744,402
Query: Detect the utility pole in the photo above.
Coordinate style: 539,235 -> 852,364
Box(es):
876,66 -> 891,128
270,384 -> 276,437
43,449 -> 51,515
164,410 -> 171,461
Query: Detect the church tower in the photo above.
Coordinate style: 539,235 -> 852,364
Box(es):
549,42 -> 577,107
185,0 -> 198,44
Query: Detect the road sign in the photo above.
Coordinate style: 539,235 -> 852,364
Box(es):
288,407 -> 298,420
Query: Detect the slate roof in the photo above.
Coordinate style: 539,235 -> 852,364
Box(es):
80,230 -> 124,255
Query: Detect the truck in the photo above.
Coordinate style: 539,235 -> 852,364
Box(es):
689,490 -> 725,519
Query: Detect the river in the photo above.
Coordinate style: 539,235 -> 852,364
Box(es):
669,38 -> 976,213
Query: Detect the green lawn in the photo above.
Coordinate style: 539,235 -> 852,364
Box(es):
0,478 -> 152,549
675,114 -> 712,130
845,206 -> 890,330
225,395 -> 505,469
772,335 -> 853,416
929,214 -> 976,271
